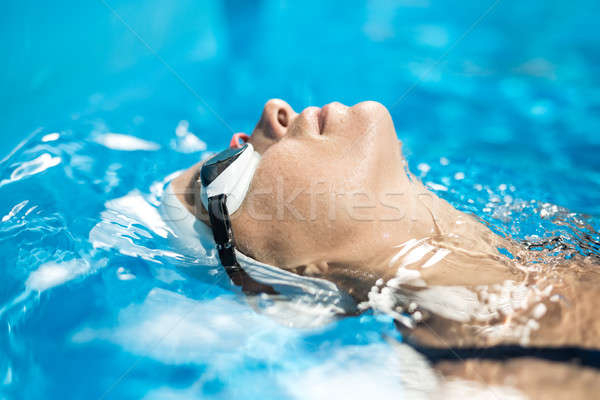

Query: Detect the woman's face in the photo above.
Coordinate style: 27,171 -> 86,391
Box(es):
232,99 -> 410,276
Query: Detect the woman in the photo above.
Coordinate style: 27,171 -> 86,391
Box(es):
166,99 -> 600,398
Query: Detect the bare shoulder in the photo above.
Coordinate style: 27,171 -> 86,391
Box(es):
397,256 -> 600,350
436,357 -> 600,400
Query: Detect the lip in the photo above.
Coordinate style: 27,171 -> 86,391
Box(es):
318,106 -> 326,134
297,106 -> 322,135
319,102 -> 346,134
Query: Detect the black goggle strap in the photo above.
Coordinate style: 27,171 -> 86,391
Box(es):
207,194 -> 276,295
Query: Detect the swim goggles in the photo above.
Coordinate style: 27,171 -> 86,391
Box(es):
195,133 -> 357,311
199,134 -> 274,292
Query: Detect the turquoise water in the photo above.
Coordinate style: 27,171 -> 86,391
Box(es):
2,1 -> 600,399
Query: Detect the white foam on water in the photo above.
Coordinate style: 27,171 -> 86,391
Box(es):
26,258 -> 91,292
71,288 -> 299,366
0,153 -> 62,188
89,190 -> 180,262
41,132 -> 60,142
412,286 -> 484,323
280,343 -> 437,400
116,267 -> 136,281
426,182 -> 448,192
3,366 -> 12,385
2,200 -> 29,222
250,296 -> 342,329
140,340 -> 526,400
417,163 -> 431,176
0,257 -> 94,317
94,133 -> 160,151
279,341 -> 525,400
69,288 -> 527,399
170,120 -> 207,153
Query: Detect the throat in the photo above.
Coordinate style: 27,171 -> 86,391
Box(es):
364,180 -> 521,286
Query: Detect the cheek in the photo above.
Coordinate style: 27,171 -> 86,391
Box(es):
234,135 -> 398,265
243,156 -> 331,226
247,139 -> 383,224
248,132 -> 276,155
234,157 -> 339,264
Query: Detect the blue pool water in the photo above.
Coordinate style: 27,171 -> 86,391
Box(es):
2,1 -> 600,398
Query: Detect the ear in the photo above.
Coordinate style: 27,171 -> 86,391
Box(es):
300,261 -> 329,277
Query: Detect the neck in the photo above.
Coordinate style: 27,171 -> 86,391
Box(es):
363,177 -> 522,287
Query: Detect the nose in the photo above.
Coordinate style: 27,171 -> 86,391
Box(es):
258,99 -> 296,140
